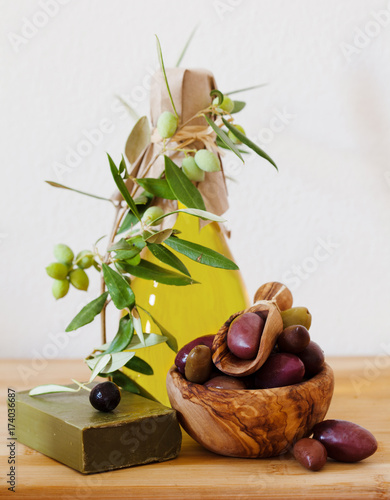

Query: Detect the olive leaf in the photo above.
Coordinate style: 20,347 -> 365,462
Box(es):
107,154 -> 141,220
124,356 -> 154,375
104,314 -> 134,354
88,354 -> 111,383
231,100 -> 246,113
115,95 -> 139,122
216,136 -> 248,154
204,116 -> 243,162
124,333 -> 168,350
143,228 -> 173,244
86,351 -> 135,374
164,156 -> 206,210
111,370 -> 140,395
114,235 -> 146,260
135,178 -> 176,200
45,181 -> 115,204
125,116 -> 151,165
155,35 -> 179,119
148,243 -> 190,277
112,370 -> 158,401
152,207 -> 226,224
176,23 -> 199,67
165,237 -> 239,270
132,307 -> 145,346
225,83 -> 267,96
222,118 -> 278,170
65,292 -> 109,332
29,384 -> 80,396
138,305 -> 178,353
102,263 -> 135,310
117,259 -> 198,286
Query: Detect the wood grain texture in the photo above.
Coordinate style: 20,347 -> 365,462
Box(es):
253,281 -> 293,310
212,300 -> 284,376
167,363 -> 334,458
1,358 -> 389,499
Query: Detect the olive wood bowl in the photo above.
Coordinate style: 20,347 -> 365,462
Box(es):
166,363 -> 334,458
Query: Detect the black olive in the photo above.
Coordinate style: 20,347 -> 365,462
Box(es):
89,381 -> 121,412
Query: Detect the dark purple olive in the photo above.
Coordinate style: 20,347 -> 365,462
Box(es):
204,375 -> 246,390
312,420 -> 378,463
175,335 -> 215,374
293,438 -> 327,471
253,353 -> 305,389
297,341 -> 325,377
227,312 -> 264,360
278,325 -> 310,354
89,381 -> 121,412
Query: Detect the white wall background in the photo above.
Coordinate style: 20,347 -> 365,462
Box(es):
1,0 -> 389,360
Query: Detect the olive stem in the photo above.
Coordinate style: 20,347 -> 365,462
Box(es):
71,379 -> 92,392
100,204 -> 123,345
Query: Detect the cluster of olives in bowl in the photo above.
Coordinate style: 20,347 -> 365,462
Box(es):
175,306 -> 324,392
167,282 -> 377,466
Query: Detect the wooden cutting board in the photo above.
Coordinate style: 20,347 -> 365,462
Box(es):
1,358 -> 389,499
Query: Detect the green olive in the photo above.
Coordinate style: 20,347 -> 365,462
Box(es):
281,307 -> 312,330
157,111 -> 178,139
213,95 -> 234,114
53,244 -> 74,265
194,150 -> 221,172
227,124 -> 245,144
69,269 -> 89,291
185,345 -> 212,384
76,250 -> 94,269
141,206 -> 164,226
52,279 -> 69,300
46,262 -> 68,280
182,156 -> 205,182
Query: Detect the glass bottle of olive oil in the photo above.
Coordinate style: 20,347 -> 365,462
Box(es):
127,211 -> 249,405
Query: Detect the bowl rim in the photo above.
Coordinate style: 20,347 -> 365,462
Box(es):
168,362 -> 334,397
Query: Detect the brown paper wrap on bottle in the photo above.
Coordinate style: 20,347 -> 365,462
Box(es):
112,68 -> 229,229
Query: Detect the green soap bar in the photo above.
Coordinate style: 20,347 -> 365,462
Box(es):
16,385 -> 182,474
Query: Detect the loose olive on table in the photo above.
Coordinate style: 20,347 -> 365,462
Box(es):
312,419 -> 378,462
293,438 -> 328,471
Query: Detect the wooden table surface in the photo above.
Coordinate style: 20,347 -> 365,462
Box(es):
1,358 -> 389,499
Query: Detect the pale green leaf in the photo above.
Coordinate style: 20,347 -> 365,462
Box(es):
29,384 -> 80,396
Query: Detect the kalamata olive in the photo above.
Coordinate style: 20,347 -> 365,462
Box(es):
89,382 -> 121,412
312,420 -> 378,462
253,353 -> 305,389
297,341 -> 324,376
185,345 -> 213,384
278,325 -> 310,354
293,438 -> 327,471
175,335 -> 215,374
204,375 -> 246,390
281,307 -> 312,330
227,312 -> 264,360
